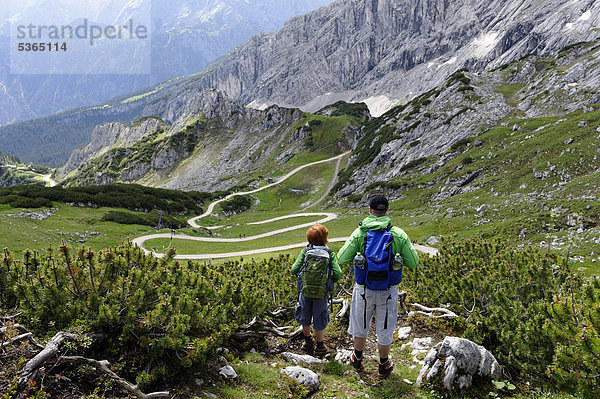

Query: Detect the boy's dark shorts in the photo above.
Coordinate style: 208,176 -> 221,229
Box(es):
294,293 -> 330,330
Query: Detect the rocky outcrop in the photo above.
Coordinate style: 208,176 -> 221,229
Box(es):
154,105 -> 306,192
194,0 -> 600,116
335,37 -> 600,199
417,337 -> 502,391
58,118 -> 165,177
58,89 -> 332,191
281,366 -> 320,392
139,89 -> 250,126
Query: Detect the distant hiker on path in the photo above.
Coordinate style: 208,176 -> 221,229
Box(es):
337,195 -> 419,379
292,223 -> 341,356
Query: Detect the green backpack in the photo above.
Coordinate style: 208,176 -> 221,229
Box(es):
299,246 -> 333,299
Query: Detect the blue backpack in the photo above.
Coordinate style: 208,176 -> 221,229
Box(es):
355,223 -> 403,290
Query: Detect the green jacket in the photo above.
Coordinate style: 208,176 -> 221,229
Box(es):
337,215 -> 419,269
291,246 -> 342,283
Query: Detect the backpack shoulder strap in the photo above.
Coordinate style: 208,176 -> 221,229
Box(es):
386,223 -> 393,231
300,245 -> 313,271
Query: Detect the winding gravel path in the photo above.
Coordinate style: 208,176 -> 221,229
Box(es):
187,152 -> 350,228
132,152 -> 439,260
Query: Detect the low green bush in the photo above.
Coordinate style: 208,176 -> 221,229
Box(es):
0,244 -> 297,393
219,195 -> 253,214
101,210 -> 187,229
0,183 -> 208,214
403,239 -> 600,397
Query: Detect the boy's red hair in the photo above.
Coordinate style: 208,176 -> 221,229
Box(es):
307,223 -> 328,246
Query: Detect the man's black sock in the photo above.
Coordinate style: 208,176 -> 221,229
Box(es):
354,349 -> 363,359
380,357 -> 389,364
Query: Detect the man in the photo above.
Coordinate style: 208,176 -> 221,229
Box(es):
337,195 -> 419,378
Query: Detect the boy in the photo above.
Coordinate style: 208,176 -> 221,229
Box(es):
292,223 -> 341,355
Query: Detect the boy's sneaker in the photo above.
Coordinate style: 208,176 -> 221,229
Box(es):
314,342 -> 329,357
378,359 -> 394,379
350,351 -> 363,371
302,336 -> 314,354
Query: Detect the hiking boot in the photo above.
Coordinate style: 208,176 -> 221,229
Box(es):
301,336 -> 314,354
378,359 -> 394,379
350,351 -> 363,371
314,342 -> 329,357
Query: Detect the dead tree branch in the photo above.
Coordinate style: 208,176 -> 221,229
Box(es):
409,303 -> 458,318
18,331 -> 79,387
1,313 -> 23,321
1,332 -> 43,350
0,324 -> 44,350
332,299 -> 349,319
266,307 -> 290,318
58,356 -> 169,399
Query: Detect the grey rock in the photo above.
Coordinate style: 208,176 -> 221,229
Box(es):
425,236 -> 440,246
335,349 -> 353,365
423,347 -> 439,367
282,352 -> 327,365
443,355 -> 458,389
438,337 -> 480,375
517,99 -> 532,112
218,365 -> 237,379
427,359 -> 442,381
417,336 -> 502,391
397,326 -> 412,341
578,121 -> 588,128
476,204 -> 488,213
519,228 -> 528,238
5,208 -> 57,220
281,366 -> 320,391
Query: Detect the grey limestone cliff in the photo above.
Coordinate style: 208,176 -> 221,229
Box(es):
58,118 -> 165,177
335,37 -> 600,200
194,0 -> 600,116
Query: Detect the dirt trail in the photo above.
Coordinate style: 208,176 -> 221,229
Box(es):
132,152 -> 439,259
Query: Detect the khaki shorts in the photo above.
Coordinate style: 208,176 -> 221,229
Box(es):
348,283 -> 398,346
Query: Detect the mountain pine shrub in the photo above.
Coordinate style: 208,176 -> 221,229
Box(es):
545,276 -> 600,397
0,243 -> 297,392
403,240 -> 576,382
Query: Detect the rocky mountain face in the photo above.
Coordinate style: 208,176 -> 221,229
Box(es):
0,0 -> 332,126
7,0 -> 598,167
57,89 -> 356,192
334,38 -> 600,201
192,0 -> 600,116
